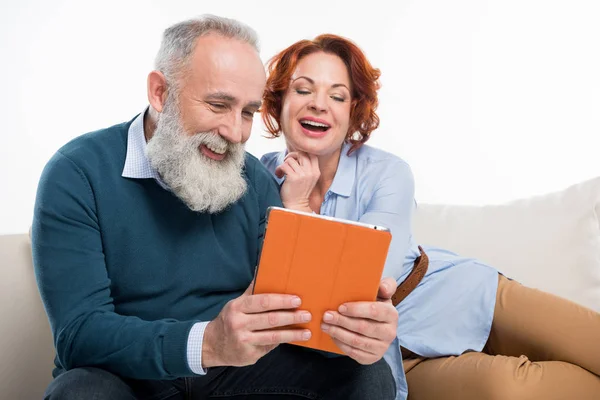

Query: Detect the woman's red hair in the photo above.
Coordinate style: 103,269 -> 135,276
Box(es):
262,34 -> 381,153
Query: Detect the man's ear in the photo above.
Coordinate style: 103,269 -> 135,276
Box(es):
147,70 -> 169,113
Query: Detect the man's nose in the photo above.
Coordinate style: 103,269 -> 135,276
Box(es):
220,112 -> 243,144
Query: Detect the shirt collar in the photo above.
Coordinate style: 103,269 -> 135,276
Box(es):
272,151 -> 287,186
273,142 -> 356,198
121,107 -> 163,182
327,142 -> 356,198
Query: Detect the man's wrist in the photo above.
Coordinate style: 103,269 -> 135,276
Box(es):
201,320 -> 219,369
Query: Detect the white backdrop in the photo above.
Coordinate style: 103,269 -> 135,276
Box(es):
1,0 -> 599,234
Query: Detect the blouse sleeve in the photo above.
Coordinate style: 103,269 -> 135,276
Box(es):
356,159 -> 416,281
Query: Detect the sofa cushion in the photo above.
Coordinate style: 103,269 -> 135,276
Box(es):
0,233 -> 54,399
413,177 -> 600,313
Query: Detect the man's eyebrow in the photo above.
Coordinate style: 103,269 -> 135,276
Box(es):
206,92 -> 261,109
205,92 -> 237,103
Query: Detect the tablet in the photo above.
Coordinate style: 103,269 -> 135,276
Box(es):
253,206 -> 392,354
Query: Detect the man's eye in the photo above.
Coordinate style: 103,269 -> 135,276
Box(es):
242,111 -> 254,118
210,103 -> 226,109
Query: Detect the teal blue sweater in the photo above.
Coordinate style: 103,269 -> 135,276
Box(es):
31,118 -> 283,379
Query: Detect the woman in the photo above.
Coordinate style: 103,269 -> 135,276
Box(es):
259,34 -> 600,400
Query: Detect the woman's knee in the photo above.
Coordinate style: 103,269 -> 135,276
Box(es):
44,367 -> 134,400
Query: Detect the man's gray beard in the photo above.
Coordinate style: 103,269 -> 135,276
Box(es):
146,100 -> 247,213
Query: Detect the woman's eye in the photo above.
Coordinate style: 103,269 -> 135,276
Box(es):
331,96 -> 345,102
295,89 -> 311,95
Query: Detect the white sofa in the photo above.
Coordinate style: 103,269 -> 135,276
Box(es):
2,177 -> 599,399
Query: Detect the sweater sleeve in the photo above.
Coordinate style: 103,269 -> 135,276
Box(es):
252,158 -> 284,258
32,151 -> 201,379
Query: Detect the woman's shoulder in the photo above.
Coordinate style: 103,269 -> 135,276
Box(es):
343,144 -> 415,197
259,150 -> 281,165
259,144 -> 413,181
259,150 -> 282,176
353,144 -> 412,175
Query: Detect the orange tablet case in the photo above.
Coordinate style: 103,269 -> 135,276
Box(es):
253,207 -> 392,355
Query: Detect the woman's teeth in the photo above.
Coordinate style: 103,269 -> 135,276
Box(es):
301,120 -> 329,128
300,120 -> 330,132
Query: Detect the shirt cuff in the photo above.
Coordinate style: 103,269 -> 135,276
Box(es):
186,321 -> 210,375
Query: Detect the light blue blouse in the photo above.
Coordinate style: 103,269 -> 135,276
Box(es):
260,143 -> 499,400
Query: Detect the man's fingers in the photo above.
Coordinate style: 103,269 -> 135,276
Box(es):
246,310 -> 312,331
322,311 -> 387,340
377,277 -> 397,300
336,301 -> 397,323
240,293 -> 302,313
321,323 -> 382,356
250,328 -> 312,346
330,338 -> 380,365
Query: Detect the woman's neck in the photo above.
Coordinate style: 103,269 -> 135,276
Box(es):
315,149 -> 341,195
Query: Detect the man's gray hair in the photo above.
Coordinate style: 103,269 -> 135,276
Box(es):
155,14 -> 260,86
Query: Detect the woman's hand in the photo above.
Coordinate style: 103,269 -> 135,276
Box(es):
275,151 -> 320,213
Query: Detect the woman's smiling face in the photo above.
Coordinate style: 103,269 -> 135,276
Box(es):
279,51 -> 353,156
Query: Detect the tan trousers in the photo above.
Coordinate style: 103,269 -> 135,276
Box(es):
404,275 -> 600,400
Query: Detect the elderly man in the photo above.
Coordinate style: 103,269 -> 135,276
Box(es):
32,15 -> 397,399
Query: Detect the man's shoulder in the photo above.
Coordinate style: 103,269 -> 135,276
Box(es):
56,118 -> 133,166
242,152 -> 281,202
243,152 -> 278,183
40,117 -> 137,190
257,151 -> 280,175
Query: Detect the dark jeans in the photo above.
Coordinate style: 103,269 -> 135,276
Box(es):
44,344 -> 396,399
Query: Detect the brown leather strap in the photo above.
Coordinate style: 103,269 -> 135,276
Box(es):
391,246 -> 428,307
401,346 -> 416,360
